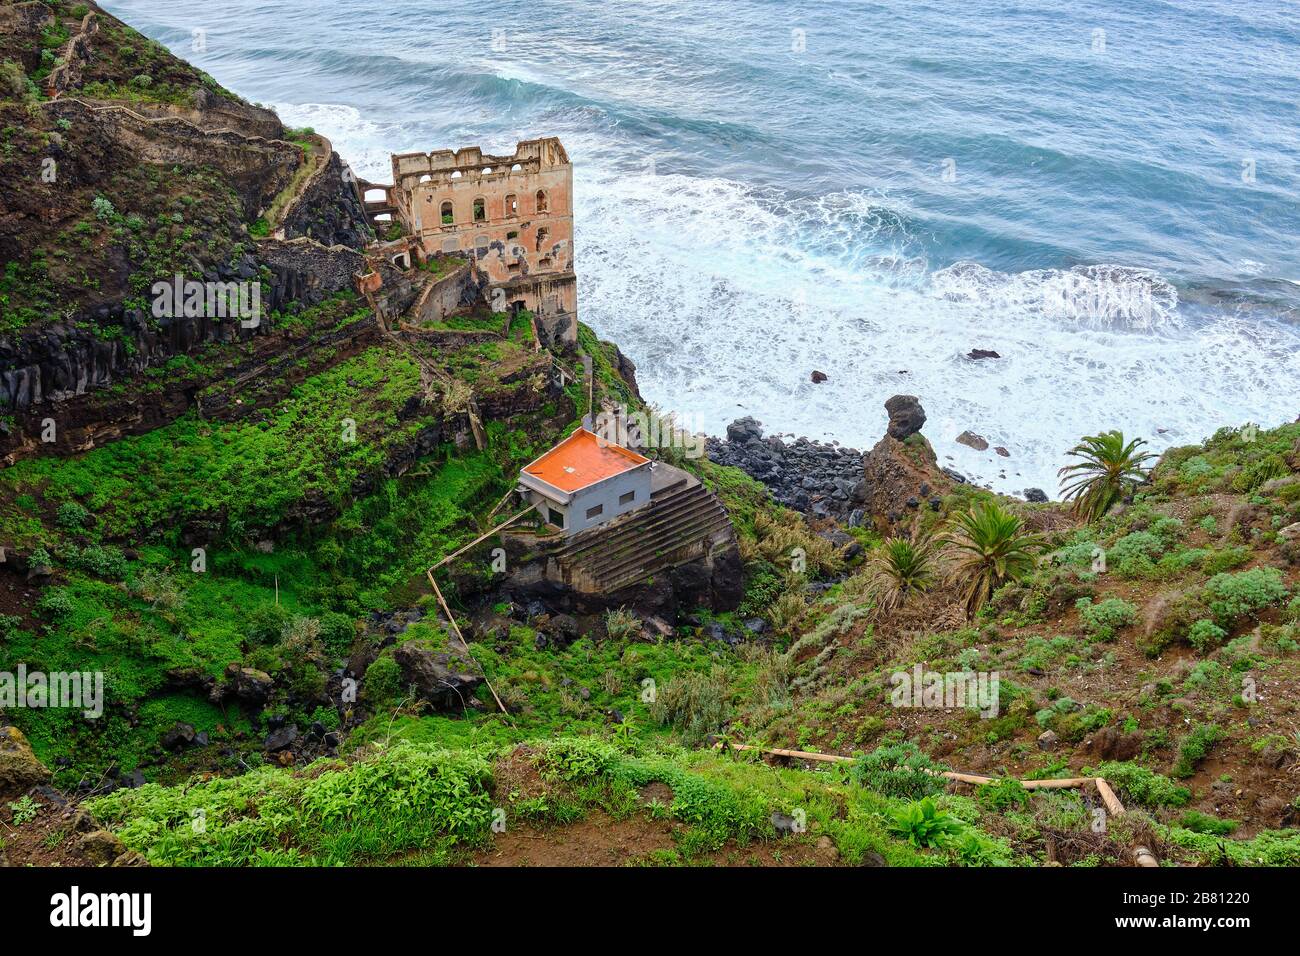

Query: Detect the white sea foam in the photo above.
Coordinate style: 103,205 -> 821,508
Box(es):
573,158 -> 1299,495
289,105 -> 1300,497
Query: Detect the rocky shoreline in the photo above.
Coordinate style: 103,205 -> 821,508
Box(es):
706,416 -> 867,520
707,401 -> 1052,515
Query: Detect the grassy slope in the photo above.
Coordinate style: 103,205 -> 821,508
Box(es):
47,420 -> 1300,867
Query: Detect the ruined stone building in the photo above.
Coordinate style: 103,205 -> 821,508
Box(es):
363,137 -> 577,346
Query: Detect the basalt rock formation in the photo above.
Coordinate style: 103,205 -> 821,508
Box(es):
0,1 -> 373,450
706,416 -> 866,519
859,396 -> 952,535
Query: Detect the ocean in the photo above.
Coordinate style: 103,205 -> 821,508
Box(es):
102,0 -> 1300,495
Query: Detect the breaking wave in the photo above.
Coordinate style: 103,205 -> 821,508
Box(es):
929,263 -> 1183,332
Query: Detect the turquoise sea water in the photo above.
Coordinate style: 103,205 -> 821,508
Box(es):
104,0 -> 1300,493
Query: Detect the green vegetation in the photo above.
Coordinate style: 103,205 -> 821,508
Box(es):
864,537 -> 935,613
1173,724 -> 1225,779
1074,596 -> 1138,641
942,502 -> 1043,616
1058,431 -> 1156,523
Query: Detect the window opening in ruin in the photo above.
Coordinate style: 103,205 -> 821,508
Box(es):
505,193 -> 518,216
473,197 -> 486,222
535,189 -> 548,212
440,201 -> 453,224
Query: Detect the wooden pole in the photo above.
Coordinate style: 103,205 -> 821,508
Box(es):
426,570 -> 512,723
483,486 -> 517,524
429,504 -> 536,573
716,741 -> 1158,865
418,504 -> 539,723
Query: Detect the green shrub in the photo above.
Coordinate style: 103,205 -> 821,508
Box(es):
92,195 -> 116,221
66,544 -> 127,580
362,656 -> 402,704
1201,546 -> 1249,575
36,587 -> 75,620
1187,618 -> 1227,654
247,603 -> 294,645
604,607 -> 642,641
1075,596 -> 1138,640
977,778 -> 1029,812
850,743 -> 947,800
1087,761 -> 1190,808
1205,568 -> 1288,628
1175,810 -> 1237,836
55,501 -> 90,530
650,666 -> 730,746
1173,724 -> 1225,778
890,797 -> 967,848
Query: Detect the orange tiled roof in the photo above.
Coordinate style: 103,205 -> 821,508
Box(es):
522,429 -> 649,493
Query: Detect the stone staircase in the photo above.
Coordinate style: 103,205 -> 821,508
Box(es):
548,471 -> 734,594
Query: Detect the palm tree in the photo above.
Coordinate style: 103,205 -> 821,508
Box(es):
943,502 -> 1042,617
865,537 -> 936,615
1058,431 -> 1156,523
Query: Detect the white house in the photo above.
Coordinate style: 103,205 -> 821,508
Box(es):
518,428 -> 653,535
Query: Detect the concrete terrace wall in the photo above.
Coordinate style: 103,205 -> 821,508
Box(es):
410,261 -> 477,326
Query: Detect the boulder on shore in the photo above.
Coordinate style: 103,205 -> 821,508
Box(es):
884,394 -> 926,440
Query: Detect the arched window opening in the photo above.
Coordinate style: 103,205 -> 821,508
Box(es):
473,197 -> 486,222
505,193 -> 518,216
535,189 -> 548,213
440,201 -> 454,225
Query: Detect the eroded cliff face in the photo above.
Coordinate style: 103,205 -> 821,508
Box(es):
0,1 -> 375,454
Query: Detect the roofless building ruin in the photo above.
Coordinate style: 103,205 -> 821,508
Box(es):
361,137 -> 577,347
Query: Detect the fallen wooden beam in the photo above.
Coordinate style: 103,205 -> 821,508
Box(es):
429,504 -> 537,572
714,741 -> 1158,866
426,571 -> 512,723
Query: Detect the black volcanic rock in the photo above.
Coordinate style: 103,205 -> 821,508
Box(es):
707,418 -> 865,519
884,395 -> 926,440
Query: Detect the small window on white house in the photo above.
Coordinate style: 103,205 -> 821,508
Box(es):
548,506 -> 565,528
585,504 -> 603,520
619,491 -> 636,506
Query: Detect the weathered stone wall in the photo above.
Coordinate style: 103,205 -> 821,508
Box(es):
388,138 -> 577,344
279,148 -> 370,250
410,262 -> 478,325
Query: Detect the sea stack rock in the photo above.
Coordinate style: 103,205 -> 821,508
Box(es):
860,396 -> 949,535
884,394 -> 926,440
